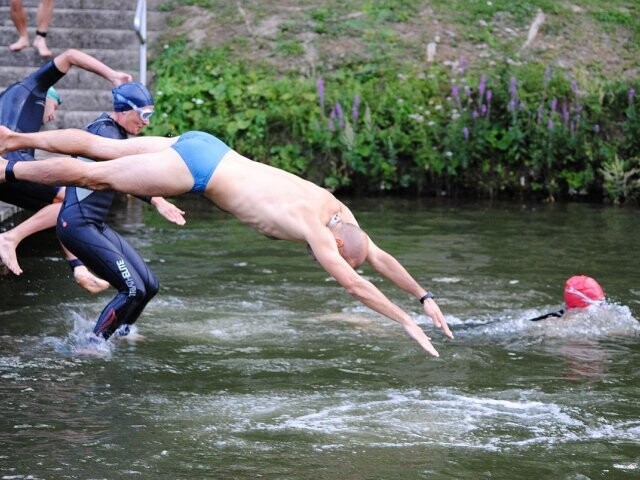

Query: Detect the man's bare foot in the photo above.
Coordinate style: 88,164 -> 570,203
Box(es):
32,35 -> 52,58
74,265 -> 110,294
9,36 -> 30,52
0,126 -> 16,158
0,234 -> 22,275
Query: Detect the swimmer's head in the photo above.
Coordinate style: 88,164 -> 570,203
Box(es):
112,82 -> 154,112
564,275 -> 605,309
112,82 -> 155,134
331,222 -> 369,268
43,87 -> 62,124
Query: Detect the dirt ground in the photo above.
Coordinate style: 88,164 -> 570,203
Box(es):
162,2 -> 638,80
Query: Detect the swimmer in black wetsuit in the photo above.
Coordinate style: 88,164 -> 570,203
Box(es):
0,48 -> 131,293
56,83 -> 185,339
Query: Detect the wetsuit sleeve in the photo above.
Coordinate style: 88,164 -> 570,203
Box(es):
23,61 -> 65,96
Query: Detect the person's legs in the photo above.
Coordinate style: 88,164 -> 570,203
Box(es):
8,0 -> 29,52
101,225 -> 159,331
32,0 -> 54,57
57,222 -> 158,339
0,126 -> 176,160
2,150 -> 195,198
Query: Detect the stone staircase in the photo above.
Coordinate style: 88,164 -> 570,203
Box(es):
0,0 -> 167,130
0,0 -> 168,222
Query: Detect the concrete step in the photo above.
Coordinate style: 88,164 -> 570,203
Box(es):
0,66 -> 143,89
0,47 -> 145,71
0,0 -> 167,11
42,109 -> 108,130
0,26 -> 163,51
0,201 -> 20,224
50,88 -> 114,111
0,7 -> 167,31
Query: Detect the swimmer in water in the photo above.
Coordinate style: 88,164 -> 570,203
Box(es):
529,275 -> 605,321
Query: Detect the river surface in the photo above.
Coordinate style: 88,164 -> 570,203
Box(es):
1,197 -> 639,479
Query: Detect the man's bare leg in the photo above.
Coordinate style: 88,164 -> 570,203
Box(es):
8,0 -> 29,51
32,0 -> 54,57
0,125 -> 175,159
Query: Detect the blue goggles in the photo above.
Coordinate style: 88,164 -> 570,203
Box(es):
114,92 -> 154,121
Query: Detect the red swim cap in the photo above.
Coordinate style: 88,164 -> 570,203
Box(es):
564,275 -> 605,309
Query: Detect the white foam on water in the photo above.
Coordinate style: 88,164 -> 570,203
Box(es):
35,310 -> 115,358
456,303 -> 640,343
432,276 -> 463,284
144,385 -> 640,452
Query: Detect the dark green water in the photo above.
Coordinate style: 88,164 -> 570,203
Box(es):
1,197 -> 639,479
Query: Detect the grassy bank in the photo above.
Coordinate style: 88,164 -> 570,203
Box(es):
149,1 -> 640,203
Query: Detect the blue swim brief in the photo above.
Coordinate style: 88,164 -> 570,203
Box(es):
170,131 -> 231,193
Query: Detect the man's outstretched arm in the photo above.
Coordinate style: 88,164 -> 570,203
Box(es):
0,125 -> 175,159
308,231 -> 441,357
365,239 -> 453,339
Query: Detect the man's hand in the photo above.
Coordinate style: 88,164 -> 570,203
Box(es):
423,298 -> 453,339
112,71 -> 133,86
402,320 -> 439,357
151,197 -> 186,225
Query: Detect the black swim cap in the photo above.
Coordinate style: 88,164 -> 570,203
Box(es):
112,82 -> 154,112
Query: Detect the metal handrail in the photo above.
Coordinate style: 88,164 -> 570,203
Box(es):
134,0 -> 147,85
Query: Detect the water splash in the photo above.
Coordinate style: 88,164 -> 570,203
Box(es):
454,302 -> 640,341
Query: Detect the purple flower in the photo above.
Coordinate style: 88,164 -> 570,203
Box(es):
550,98 -> 557,112
547,119 -> 554,130
537,104 -> 543,124
463,126 -> 470,140
478,75 -> 487,101
629,88 -> 636,103
571,80 -> 579,96
352,94 -> 360,122
507,99 -> 516,112
335,102 -> 344,129
472,110 -> 479,120
486,89 -> 492,104
481,104 -> 488,116
451,85 -> 461,108
328,108 -> 335,131
509,76 -> 518,100
316,77 -> 325,110
464,86 -> 472,98
459,56 -> 468,74
594,124 -> 600,133
562,102 -> 569,125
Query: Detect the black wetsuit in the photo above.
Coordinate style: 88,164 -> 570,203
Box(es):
0,60 -> 62,211
56,114 -> 159,339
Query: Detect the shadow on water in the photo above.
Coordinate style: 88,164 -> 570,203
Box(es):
1,198 -> 639,479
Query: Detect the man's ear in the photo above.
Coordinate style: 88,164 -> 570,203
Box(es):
335,238 -> 344,248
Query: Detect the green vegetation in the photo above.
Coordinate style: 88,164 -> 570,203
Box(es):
150,1 -> 640,203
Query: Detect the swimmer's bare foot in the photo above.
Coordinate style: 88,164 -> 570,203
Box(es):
32,35 -> 52,58
0,234 -> 23,275
116,332 -> 146,342
9,36 -> 30,52
0,126 -> 16,157
73,265 -> 110,294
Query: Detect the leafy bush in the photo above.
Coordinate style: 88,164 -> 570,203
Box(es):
148,42 -> 639,201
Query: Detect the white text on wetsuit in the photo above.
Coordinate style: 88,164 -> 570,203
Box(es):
116,259 -> 137,297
